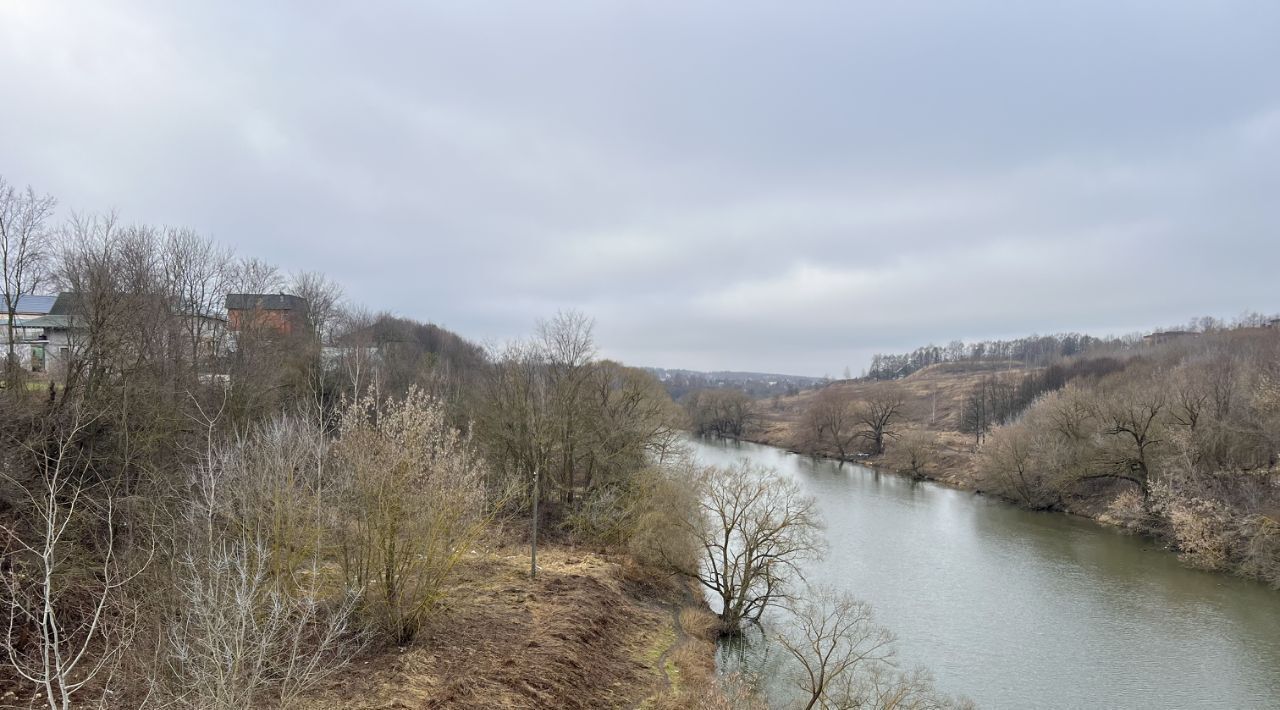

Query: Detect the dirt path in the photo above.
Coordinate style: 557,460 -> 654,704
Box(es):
632,600 -> 687,707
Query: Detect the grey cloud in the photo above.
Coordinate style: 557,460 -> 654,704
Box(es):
1,1 -> 1277,375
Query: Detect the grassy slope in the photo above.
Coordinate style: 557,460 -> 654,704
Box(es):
302,545 -> 720,710
752,361 -> 1029,485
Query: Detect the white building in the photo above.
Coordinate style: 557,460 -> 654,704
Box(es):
1,294 -> 57,371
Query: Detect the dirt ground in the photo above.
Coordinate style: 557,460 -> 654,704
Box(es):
303,545 -> 714,710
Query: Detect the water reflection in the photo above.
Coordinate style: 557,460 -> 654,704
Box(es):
690,437 -> 1280,709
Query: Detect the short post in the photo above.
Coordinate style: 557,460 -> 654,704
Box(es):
530,466 -> 539,578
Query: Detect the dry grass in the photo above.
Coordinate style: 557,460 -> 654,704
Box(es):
755,363 -> 1030,453
677,606 -> 721,641
299,545 -> 697,709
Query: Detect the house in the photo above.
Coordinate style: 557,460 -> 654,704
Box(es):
1,294 -> 58,371
20,292 -> 89,374
225,293 -> 311,337
20,292 -> 230,376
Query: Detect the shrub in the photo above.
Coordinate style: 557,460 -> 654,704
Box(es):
161,541 -> 362,710
333,387 -> 489,643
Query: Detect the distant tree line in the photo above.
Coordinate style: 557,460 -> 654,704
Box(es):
865,334 -> 1127,380
866,313 -> 1279,382
959,357 -> 1129,444
650,368 -> 819,401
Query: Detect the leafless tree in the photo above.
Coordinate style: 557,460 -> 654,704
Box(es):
685,388 -> 757,439
573,361 -> 681,485
855,384 -> 906,455
1088,384 -> 1165,500
0,407 -> 150,710
670,462 -> 823,634
334,388 -> 491,642
777,586 -> 894,710
162,541 -> 361,710
777,586 -> 972,710
54,213 -> 131,390
475,338 -> 552,499
330,305 -> 379,399
231,256 -> 285,295
889,430 -> 937,480
0,176 -> 56,379
162,227 -> 234,372
538,310 -> 596,502
978,423 -> 1059,508
289,270 -> 344,343
800,387 -> 860,461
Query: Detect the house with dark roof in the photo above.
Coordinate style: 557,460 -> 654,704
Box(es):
2,294 -> 58,371
19,292 -> 232,376
225,293 -> 310,337
2,294 -> 57,334
20,292 -> 89,373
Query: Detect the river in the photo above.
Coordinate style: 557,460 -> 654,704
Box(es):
688,437 -> 1280,709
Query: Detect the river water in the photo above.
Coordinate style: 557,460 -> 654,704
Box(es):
688,437 -> 1280,709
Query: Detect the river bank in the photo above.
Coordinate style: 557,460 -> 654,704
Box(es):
743,387 -> 1280,591
738,425 -> 1238,580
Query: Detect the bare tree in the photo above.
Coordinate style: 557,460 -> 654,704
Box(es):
538,309 -> 596,502
800,387 -> 860,460
685,388 -> 757,439
670,462 -> 823,634
889,429 -> 937,480
855,384 -> 906,455
334,388 -> 491,642
162,541 -> 361,710
1087,384 -> 1165,501
777,586 -> 972,710
231,256 -> 285,295
978,423 -> 1059,508
777,586 -> 894,710
289,270 -> 344,343
0,176 -> 57,379
0,407 -> 149,710
162,227 -> 234,372
54,213 -> 130,390
331,305 -> 378,398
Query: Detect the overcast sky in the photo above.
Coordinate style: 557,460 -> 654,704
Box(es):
2,2 -> 1278,376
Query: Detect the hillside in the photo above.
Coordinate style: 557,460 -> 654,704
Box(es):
754,360 -> 1028,448
747,324 -> 1280,587
302,545 -> 721,710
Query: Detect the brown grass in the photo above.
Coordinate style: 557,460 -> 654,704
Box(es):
755,363 -> 1031,453
301,545 -> 694,709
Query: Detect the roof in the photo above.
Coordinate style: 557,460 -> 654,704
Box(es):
20,314 -> 77,329
48,292 -> 83,316
1,294 -> 57,314
225,293 -> 309,312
